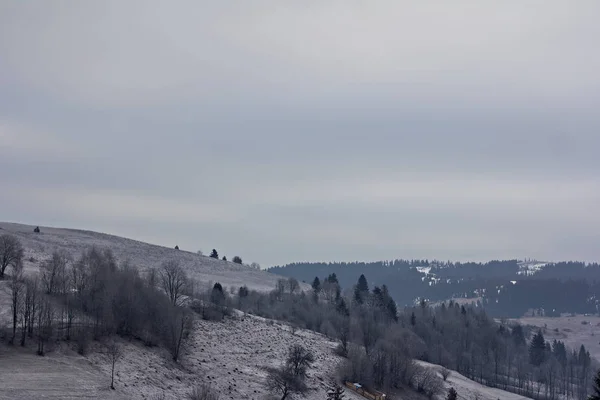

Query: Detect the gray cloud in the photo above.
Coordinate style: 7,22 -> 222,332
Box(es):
1,1 -> 599,266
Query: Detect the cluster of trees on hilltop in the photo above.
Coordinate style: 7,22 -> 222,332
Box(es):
1,242 -> 194,361
269,259 -> 600,317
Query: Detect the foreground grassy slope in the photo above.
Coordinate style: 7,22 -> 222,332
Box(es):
1,311 -> 530,400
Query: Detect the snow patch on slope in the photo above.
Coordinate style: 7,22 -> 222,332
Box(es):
417,361 -> 532,400
517,261 -> 548,276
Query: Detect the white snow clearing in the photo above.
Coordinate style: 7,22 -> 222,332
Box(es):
417,361 -> 532,400
517,262 -> 548,276
0,222 -> 303,292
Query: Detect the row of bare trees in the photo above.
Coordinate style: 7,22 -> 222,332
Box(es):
1,236 -> 195,363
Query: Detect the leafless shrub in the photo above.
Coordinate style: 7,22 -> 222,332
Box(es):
265,367 -> 306,400
414,368 -> 445,399
0,234 -> 24,279
160,260 -> 188,306
440,367 -> 451,381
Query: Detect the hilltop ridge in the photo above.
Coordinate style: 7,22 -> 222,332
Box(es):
0,222 -> 295,292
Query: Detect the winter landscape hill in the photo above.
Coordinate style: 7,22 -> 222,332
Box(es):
0,222 -> 295,292
0,222 -> 535,400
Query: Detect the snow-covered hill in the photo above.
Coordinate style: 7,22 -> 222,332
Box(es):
0,222 -> 298,292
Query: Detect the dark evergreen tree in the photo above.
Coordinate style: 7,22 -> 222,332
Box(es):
238,285 -> 249,298
529,330 -> 546,366
210,249 -> 219,259
327,382 -> 345,400
357,274 -> 369,293
326,273 -> 338,284
336,298 -> 349,317
511,324 -> 526,347
411,311 -> 416,326
353,286 -> 364,305
579,345 -> 591,369
222,256 -> 227,261
589,369 -> 600,400
232,256 -> 242,264
312,277 -> 321,293
446,387 -> 458,400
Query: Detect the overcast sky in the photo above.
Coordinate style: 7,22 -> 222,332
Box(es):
1,1 -> 599,266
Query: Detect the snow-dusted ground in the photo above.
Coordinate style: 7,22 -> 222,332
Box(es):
87,314 -> 352,399
417,361 -> 532,400
0,343 -> 127,400
0,312 -> 366,400
511,315 -> 600,361
0,222 -> 303,292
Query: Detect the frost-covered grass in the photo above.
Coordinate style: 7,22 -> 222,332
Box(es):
0,312 -> 362,400
0,342 -> 126,400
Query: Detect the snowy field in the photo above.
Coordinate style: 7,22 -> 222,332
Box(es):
0,309 -> 531,400
417,361 -> 532,400
0,222 -> 303,292
87,314 -> 358,400
511,314 -> 600,361
0,342 -> 126,400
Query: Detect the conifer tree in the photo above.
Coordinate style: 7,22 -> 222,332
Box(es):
589,369 -> 600,400
529,330 -> 546,366
446,387 -> 458,400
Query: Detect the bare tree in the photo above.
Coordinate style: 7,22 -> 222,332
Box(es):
36,295 -> 54,356
160,260 -> 188,306
20,276 -> 37,346
40,249 -> 70,294
287,278 -> 300,294
8,259 -> 24,344
105,341 -> 123,390
0,234 -> 24,279
415,368 -> 444,399
275,279 -> 286,300
265,367 -> 306,400
440,367 -> 451,381
165,307 -> 193,362
250,262 -> 261,270
286,344 -> 314,379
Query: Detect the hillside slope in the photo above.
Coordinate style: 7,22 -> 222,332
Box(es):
0,222 -> 296,292
417,361 -> 532,400
0,312 -> 530,400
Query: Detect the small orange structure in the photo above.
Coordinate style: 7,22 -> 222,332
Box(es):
344,381 -> 387,400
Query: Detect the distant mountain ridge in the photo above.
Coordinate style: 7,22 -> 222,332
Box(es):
269,258 -> 600,317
